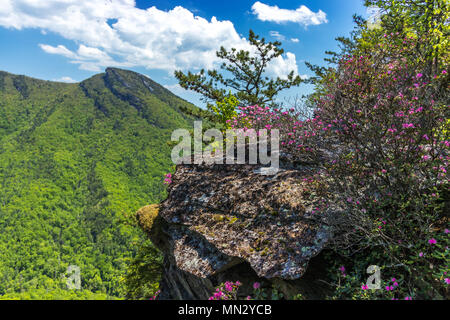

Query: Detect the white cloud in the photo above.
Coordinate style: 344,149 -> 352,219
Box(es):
266,52 -> 298,79
0,0 -> 299,78
291,38 -> 300,43
251,1 -> 328,27
39,43 -> 131,71
269,31 -> 285,41
39,44 -> 77,59
53,76 -> 77,83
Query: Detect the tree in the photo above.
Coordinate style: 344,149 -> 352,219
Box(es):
210,92 -> 239,129
175,30 -> 303,111
228,1 -> 449,299
365,0 -> 449,74
296,0 -> 449,299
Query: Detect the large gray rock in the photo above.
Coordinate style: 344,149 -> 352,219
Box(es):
138,151 -> 337,300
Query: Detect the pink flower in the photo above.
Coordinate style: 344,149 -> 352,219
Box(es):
416,73 -> 423,79
361,285 -> 368,290
445,278 -> 450,284
419,252 -> 424,257
445,229 -> 449,234
149,290 -> 160,300
225,282 -> 233,292
428,238 -> 437,245
253,282 -> 260,290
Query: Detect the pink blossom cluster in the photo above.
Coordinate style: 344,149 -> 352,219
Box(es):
149,290 -> 160,300
163,173 -> 172,185
208,281 -> 242,300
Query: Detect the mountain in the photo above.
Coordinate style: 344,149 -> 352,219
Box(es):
0,68 -> 198,299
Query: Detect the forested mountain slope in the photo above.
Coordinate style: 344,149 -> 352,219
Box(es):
0,68 -> 197,299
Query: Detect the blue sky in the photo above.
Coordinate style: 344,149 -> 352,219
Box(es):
0,0 -> 369,107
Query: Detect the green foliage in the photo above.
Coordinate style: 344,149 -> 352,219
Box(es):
209,281 -> 287,301
302,0 -> 450,300
323,221 -> 449,300
0,288 -> 114,300
175,30 -> 302,111
365,0 -> 449,62
0,68 -> 197,299
210,92 -> 239,130
123,240 -> 163,300
252,285 -> 284,300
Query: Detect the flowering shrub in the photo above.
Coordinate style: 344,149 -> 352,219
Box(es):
149,290 -> 160,300
208,281 -> 285,300
208,281 -> 241,300
309,34 -> 449,299
231,105 -> 324,163
229,33 -> 449,299
330,266 -> 415,300
163,173 -> 172,185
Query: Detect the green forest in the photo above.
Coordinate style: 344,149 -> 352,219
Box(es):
0,68 -> 197,299
0,0 -> 448,302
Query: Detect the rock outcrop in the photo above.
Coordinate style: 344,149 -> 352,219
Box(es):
137,150 -> 338,300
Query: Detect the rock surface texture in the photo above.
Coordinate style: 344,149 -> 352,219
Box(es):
138,151 -> 337,300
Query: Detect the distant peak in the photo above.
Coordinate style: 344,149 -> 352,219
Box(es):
105,67 -> 142,77
105,67 -> 126,73
103,67 -> 175,98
